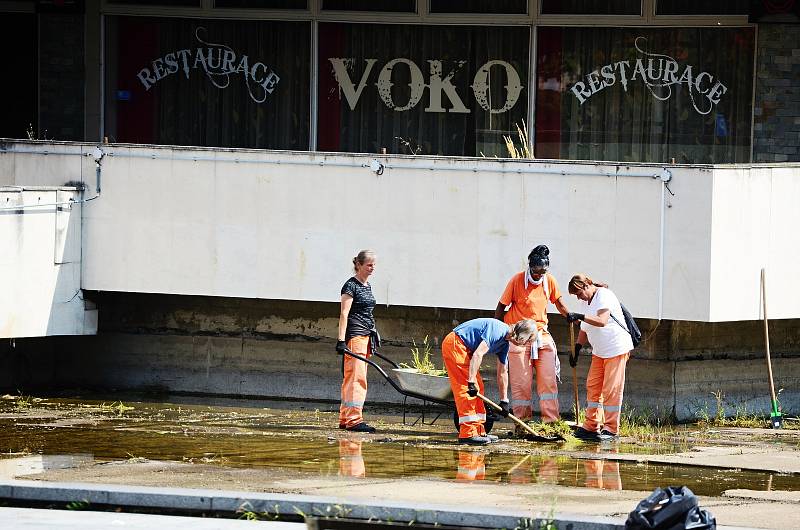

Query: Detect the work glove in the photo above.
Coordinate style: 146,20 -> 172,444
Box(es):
335,340 -> 348,354
467,382 -> 478,397
499,400 -> 510,417
569,343 -> 581,368
566,312 -> 585,323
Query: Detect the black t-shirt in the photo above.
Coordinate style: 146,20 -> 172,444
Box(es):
341,276 -> 376,340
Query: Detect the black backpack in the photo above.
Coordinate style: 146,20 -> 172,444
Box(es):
610,303 -> 642,348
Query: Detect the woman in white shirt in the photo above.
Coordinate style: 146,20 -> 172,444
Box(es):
566,274 -> 633,442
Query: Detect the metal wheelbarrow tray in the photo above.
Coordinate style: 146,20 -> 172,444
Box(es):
340,348 -> 454,406
391,368 -> 453,401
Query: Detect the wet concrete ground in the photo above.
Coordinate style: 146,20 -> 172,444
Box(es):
1,394 -> 799,529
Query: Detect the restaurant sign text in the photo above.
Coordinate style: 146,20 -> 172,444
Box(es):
329,58 -> 523,114
135,27 -> 280,104
570,37 -> 726,115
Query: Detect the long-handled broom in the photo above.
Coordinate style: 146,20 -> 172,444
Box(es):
761,268 -> 783,429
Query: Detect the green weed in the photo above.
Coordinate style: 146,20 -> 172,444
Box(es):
695,391 -> 769,429
619,406 -> 674,442
399,336 -> 447,376
522,419 -> 574,440
66,500 -> 90,511
101,401 -> 134,416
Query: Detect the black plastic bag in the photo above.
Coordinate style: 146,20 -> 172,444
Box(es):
625,486 -> 716,530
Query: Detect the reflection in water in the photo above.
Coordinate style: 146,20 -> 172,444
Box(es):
338,439 -> 365,478
538,457 -> 559,485
0,454 -> 93,480
584,447 -> 622,490
584,459 -> 622,490
456,451 -> 485,482
1,396 -> 798,497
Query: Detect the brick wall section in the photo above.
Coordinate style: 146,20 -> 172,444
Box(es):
38,14 -> 85,141
753,24 -> 800,162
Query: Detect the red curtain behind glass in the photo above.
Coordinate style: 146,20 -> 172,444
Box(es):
535,28 -> 562,159
116,18 -> 157,143
318,23 -> 344,151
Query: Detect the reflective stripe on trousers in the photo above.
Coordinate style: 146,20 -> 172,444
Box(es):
509,333 -> 560,422
584,459 -> 622,490
456,452 -> 486,481
582,352 -> 629,434
339,335 -> 371,428
458,413 -> 487,424
338,440 -> 365,478
442,332 -> 487,439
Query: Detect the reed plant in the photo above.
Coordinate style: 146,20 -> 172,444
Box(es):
503,121 -> 533,158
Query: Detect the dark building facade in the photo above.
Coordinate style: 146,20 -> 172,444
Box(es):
2,0 -> 799,163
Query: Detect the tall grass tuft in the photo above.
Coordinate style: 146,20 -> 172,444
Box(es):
504,122 -> 533,159
399,336 -> 447,376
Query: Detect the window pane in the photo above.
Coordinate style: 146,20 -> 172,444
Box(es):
322,0 -> 415,12
535,27 -> 754,163
430,0 -> 526,14
215,0 -> 307,8
105,17 -> 310,149
318,23 -> 529,157
0,13 -> 37,139
657,0 -> 748,15
541,0 -> 640,15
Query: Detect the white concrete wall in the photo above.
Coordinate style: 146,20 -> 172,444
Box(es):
80,146 -> 677,318
709,166 -> 800,321
0,186 -> 97,338
3,141 -> 800,323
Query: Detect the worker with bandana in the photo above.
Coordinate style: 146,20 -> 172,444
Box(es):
495,245 -> 571,425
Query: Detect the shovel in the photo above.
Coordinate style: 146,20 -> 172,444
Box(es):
476,392 -> 563,442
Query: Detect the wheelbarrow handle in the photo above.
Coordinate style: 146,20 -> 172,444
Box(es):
339,347 -> 453,406
371,350 -> 400,369
339,347 -> 391,380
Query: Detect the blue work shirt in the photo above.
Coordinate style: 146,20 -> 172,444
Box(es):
453,318 -> 510,365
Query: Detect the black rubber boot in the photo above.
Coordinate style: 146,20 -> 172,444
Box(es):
346,422 -> 376,433
458,435 -> 491,445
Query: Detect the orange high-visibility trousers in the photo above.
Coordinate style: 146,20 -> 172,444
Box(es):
509,332 -> 560,422
584,459 -> 622,490
441,332 -> 487,439
537,457 -> 559,485
339,335 -> 371,428
338,440 -> 365,478
456,451 -> 486,482
583,353 -> 629,434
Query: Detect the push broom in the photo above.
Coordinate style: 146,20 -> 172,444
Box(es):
761,268 -> 783,429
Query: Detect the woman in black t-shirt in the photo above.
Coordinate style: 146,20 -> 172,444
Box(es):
335,249 -> 379,433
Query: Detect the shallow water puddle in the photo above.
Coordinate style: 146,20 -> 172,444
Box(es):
1,395 -> 797,497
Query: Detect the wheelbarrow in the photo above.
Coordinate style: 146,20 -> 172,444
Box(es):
339,347 -> 562,442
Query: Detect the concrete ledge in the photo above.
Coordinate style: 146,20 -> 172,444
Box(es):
0,480 -> 756,530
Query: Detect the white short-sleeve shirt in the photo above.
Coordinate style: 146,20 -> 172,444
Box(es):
578,287 -> 633,358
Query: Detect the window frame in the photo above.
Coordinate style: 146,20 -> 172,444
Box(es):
98,0 -> 755,160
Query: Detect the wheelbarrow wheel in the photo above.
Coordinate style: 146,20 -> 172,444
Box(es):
452,409 -> 496,434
